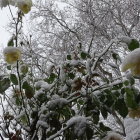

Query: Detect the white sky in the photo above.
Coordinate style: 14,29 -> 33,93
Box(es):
0,6 -> 31,48
0,7 -> 11,47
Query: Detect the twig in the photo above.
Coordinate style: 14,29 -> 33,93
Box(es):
48,126 -> 69,140
92,39 -> 117,71
0,133 -> 4,140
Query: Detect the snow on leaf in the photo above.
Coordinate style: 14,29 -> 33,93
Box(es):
47,98 -> 68,110
66,116 -> 89,137
36,120 -> 48,128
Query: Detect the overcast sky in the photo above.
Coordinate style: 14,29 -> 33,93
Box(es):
0,8 -> 11,47
0,6 -> 31,48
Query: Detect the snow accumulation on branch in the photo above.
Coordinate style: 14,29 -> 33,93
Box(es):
48,116 -> 90,140
117,36 -> 132,44
103,132 -> 123,140
47,98 -> 68,110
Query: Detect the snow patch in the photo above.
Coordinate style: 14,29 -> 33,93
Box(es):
66,116 -> 88,137
47,98 -> 68,110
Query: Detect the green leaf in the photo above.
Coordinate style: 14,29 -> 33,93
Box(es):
99,122 -> 111,131
104,89 -> 111,94
136,94 -> 140,104
86,98 -> 95,111
101,107 -> 108,119
49,73 -> 56,82
86,127 -> 94,140
128,39 -> 139,51
113,91 -> 120,97
7,65 -> 11,70
80,52 -> 88,59
20,115 -> 28,124
67,55 -> 72,60
22,81 -> 29,89
68,73 -> 75,79
0,78 -> 10,94
71,109 -> 75,116
112,53 -> 118,60
124,80 -> 129,86
103,78 -> 109,83
37,94 -> 47,103
15,96 -> 22,106
22,81 -> 34,99
10,74 -> 18,85
31,111 -> 38,119
129,77 -> 135,85
125,88 -> 138,109
7,38 -> 14,47
49,117 -> 61,130
45,73 -> 57,84
105,94 -> 114,107
92,110 -> 100,124
78,99 -> 84,105
99,94 -> 105,102
121,88 -> 125,95
60,107 -> 71,120
112,84 -> 123,90
115,99 -> 128,118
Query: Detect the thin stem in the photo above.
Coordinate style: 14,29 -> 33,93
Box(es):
92,38 -> 117,71
5,94 -> 17,115
8,5 -> 16,24
14,13 -> 31,126
48,126 -> 69,140
0,133 -> 4,140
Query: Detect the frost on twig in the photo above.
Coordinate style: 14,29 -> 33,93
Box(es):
117,36 -> 132,44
